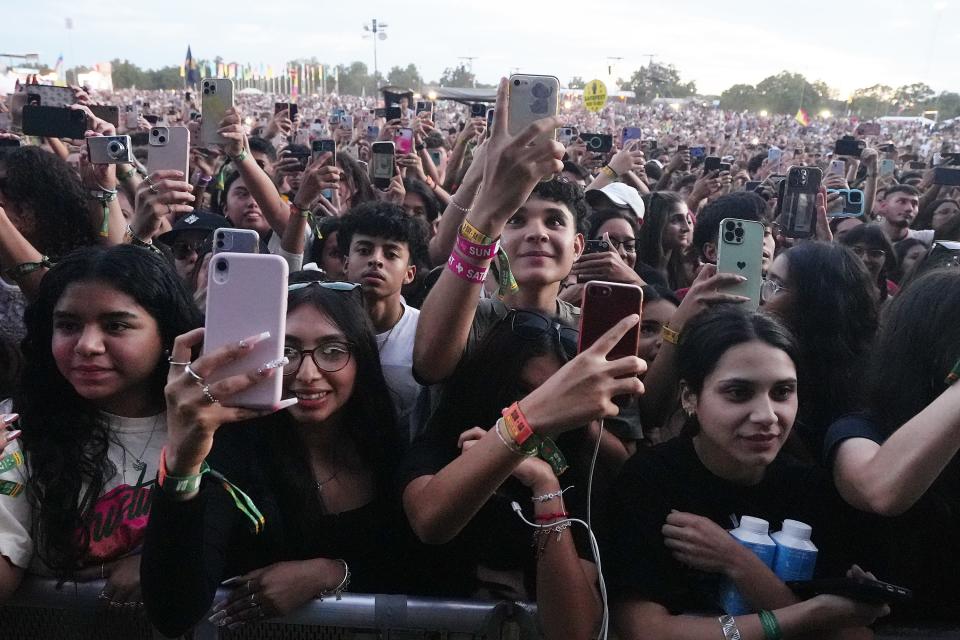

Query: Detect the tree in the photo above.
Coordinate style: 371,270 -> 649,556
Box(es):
110,59 -> 148,89
754,71 -> 825,115
850,84 -> 894,118
439,64 -> 476,88
719,83 -> 760,111
568,76 -> 586,89
331,61 -> 378,95
893,82 -> 935,113
620,63 -> 696,103
386,64 -> 423,90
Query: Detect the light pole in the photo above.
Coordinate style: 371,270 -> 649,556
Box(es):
363,19 -> 388,86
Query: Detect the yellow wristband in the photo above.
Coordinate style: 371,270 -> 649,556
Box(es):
600,165 -> 619,179
459,219 -> 497,246
661,324 -> 680,345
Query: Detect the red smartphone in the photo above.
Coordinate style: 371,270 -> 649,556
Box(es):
577,281 -> 643,359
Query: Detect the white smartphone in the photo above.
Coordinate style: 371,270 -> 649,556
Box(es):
147,126 -> 190,177
200,78 -> 234,146
124,105 -> 139,130
508,74 -> 559,140
879,159 -> 896,178
829,159 -> 846,176
204,253 -> 287,409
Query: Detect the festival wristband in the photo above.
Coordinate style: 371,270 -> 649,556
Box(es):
535,512 -> 569,522
456,235 -> 499,260
0,450 -> 24,474
502,402 -> 536,446
0,479 -> 23,497
459,219 -> 497,246
446,252 -> 488,284
538,435 -> 569,476
758,610 -> 782,640
494,248 -> 519,296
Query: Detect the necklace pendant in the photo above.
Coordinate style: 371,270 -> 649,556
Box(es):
133,459 -> 147,472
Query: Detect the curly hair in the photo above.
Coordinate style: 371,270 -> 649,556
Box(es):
0,146 -> 97,258
16,245 -> 200,576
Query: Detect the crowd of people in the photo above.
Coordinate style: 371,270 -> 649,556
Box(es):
0,74 -> 959,640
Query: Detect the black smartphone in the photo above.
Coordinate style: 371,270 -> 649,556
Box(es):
0,138 -> 21,148
21,105 -> 86,139
89,105 -> 120,128
274,102 -> 290,115
778,166 -> 822,239
720,162 -> 732,173
285,150 -> 311,170
907,160 -> 926,170
385,106 -> 402,121
834,137 -> 866,157
745,180 -> 762,192
580,133 -> 613,153
933,167 -> 960,186
370,141 -> 395,190
374,107 -> 387,118
144,114 -> 160,124
470,103 -> 486,118
417,100 -> 433,114
289,103 -> 299,122
788,577 -> 912,605
311,139 -> 336,165
703,156 -> 721,173
583,239 -> 611,254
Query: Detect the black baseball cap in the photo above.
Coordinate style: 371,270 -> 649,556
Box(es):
158,210 -> 231,245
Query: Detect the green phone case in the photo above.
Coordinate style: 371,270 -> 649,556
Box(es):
716,218 -> 765,311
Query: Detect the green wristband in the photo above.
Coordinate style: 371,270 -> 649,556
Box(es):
758,610 -> 782,640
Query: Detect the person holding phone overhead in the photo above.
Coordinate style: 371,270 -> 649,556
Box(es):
142,271 -> 444,636
0,245 -> 200,606
606,305 -> 889,640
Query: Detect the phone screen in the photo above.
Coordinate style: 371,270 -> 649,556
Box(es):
372,151 -> 394,179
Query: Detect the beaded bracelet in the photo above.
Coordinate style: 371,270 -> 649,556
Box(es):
448,199 -> 471,215
318,560 -> 351,601
125,225 -> 163,255
531,486 -> 573,503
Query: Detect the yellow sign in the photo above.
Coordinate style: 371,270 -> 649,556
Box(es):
583,79 -> 607,112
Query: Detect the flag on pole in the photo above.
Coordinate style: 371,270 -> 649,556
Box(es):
794,108 -> 810,127
183,46 -> 200,86
216,62 -> 224,77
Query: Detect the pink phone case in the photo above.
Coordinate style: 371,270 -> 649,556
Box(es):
203,253 -> 288,409
147,126 -> 190,177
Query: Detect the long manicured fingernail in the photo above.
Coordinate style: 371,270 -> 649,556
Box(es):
239,332 -> 271,350
274,398 -> 299,411
259,357 -> 288,373
208,611 -> 226,623
2,413 -> 18,423
4,430 -> 22,443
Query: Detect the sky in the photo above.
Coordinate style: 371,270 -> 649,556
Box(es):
3,0 -> 959,98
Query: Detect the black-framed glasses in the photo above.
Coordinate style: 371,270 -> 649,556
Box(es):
171,238 -> 207,260
508,309 -> 579,361
849,246 -> 886,260
282,341 -> 353,376
606,237 -> 637,254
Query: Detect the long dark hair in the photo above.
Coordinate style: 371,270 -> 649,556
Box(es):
773,242 -> 878,453
16,246 -> 200,575
866,269 -> 960,438
636,191 -> 691,289
258,271 -> 400,540
838,223 -> 897,300
0,146 -> 97,258
337,154 -> 376,208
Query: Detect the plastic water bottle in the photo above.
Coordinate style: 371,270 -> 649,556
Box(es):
771,519 -> 818,582
720,516 -> 777,615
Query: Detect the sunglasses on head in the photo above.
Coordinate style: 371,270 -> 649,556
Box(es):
507,309 -> 579,361
288,280 -> 361,293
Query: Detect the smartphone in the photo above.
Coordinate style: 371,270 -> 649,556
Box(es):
204,253 -> 287,409
147,126 -> 190,177
89,105 -> 120,128
274,102 -> 290,115
508,74 -> 559,140
879,159 -> 896,178
123,104 -> 140,131
144,114 -> 161,125
580,133 -> 613,153
583,239 -> 611,255
719,162 -> 732,173
428,149 -> 442,166
286,150 -> 311,171
374,107 -> 387,119
577,281 -> 643,359
767,147 -> 782,172
834,137 -> 865,157
416,100 -> 434,114
200,78 -> 235,145
87,135 -> 134,165
878,143 -> 897,153
366,124 -> 380,139
470,103 -> 486,118
855,122 -> 881,137
558,126 -> 578,146
745,180 -> 762,192
212,228 -> 260,255
622,127 -> 643,147
289,104 -> 299,122
328,114 -> 341,126
0,138 -> 20,148
827,188 -> 865,219
22,85 -> 76,108
385,106 -> 402,121
703,156 -> 721,173
787,577 -> 912,605
312,138 -> 337,199
828,159 -> 846,176
394,128 -> 414,155
933,167 -> 960,186
689,145 -> 706,160
907,160 -> 927,170
779,166 -> 822,239
370,141 -> 395,189
486,108 -> 495,139
341,115 -> 353,130
716,218 -> 764,311
21,105 -> 86,139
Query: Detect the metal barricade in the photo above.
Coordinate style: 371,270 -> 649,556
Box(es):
0,577 -> 520,640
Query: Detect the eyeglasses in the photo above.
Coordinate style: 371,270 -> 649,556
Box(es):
850,246 -> 886,260
283,340 -> 353,376
508,309 -> 579,361
760,278 -> 788,303
606,237 -> 637,253
171,239 -> 207,260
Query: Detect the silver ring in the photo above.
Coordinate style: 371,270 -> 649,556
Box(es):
148,182 -> 160,194
184,363 -> 204,384
167,355 -> 190,366
202,385 -> 219,404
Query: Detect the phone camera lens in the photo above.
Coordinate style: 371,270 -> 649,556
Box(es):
216,239 -> 224,248
725,221 -> 736,231
513,79 -> 520,86
215,260 -> 227,272
724,232 -> 736,242
158,136 -> 166,143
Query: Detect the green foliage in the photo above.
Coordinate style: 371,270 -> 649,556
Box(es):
568,76 -> 586,89
386,64 -> 423,91
620,63 -> 696,103
439,64 -> 476,88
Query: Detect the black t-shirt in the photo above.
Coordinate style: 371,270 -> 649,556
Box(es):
399,425 -> 594,600
824,413 -> 960,621
603,435 -> 868,614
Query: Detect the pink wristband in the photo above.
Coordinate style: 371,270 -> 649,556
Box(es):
456,235 -> 499,261
447,252 -> 488,284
